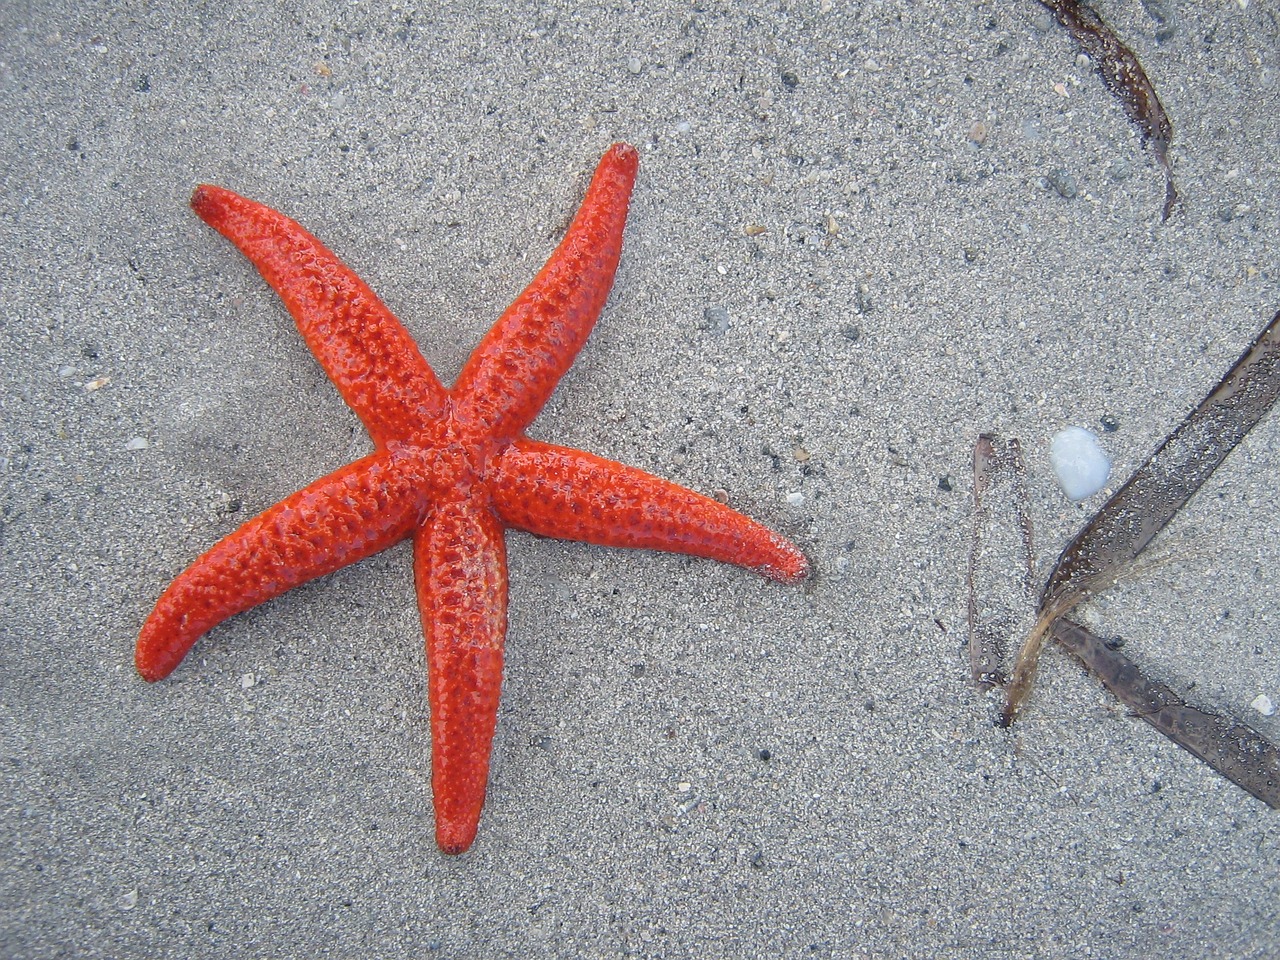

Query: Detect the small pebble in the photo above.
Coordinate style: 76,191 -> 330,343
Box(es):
1050,426 -> 1110,501
240,673 -> 256,689
785,491 -> 804,506
1107,159 -> 1133,182
626,56 -> 642,75
1047,168 -> 1078,199
125,437 -> 150,451
701,305 -> 730,336
1251,694 -> 1276,717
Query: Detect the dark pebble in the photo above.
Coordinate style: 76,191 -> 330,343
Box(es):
1047,168 -> 1078,199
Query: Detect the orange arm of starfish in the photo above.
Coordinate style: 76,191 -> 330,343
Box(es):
412,498 -> 508,855
451,143 -> 639,440
190,185 -> 449,448
136,454 -> 429,681
489,439 -> 809,583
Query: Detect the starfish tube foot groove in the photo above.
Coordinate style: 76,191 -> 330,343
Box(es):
138,143 -> 808,853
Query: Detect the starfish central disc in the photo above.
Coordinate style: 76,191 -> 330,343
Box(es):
401,428 -> 488,506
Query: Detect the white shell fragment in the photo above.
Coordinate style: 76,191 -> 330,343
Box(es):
1050,426 -> 1111,501
1251,694 -> 1276,717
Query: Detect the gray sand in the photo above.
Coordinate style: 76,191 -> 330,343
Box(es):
2,2 -> 1277,957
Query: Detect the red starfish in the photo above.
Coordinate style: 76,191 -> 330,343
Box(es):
137,143 -> 808,853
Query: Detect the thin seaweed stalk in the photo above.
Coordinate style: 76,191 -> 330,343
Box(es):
1003,309 -> 1280,725
969,435 -> 1036,690
1053,618 -> 1280,808
1039,0 -> 1178,220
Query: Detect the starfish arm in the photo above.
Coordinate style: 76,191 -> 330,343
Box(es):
191,185 -> 448,447
137,454 -> 427,681
490,440 -> 809,583
413,497 -> 508,855
452,143 -> 639,440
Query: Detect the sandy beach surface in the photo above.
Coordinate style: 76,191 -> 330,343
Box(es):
2,2 -> 1277,957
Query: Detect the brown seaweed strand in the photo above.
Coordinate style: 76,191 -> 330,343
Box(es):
969,435 -> 1036,690
1053,619 -> 1280,809
1042,309 -> 1280,616
1003,309 -> 1280,725
999,607 -> 1059,727
1039,0 -> 1178,220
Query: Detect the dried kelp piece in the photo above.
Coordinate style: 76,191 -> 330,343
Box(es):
967,436 -> 1280,807
1039,0 -> 1178,220
1053,618 -> 1280,809
1043,310 -> 1280,618
1004,309 -> 1280,724
968,435 -> 1037,690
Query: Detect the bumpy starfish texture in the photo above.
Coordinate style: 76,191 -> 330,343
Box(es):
138,144 -> 808,854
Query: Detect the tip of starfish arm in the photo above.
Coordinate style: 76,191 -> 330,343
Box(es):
190,183 -> 239,224
601,142 -> 640,181
135,636 -> 178,682
136,605 -> 191,682
608,141 -> 639,161
435,820 -> 478,855
190,183 -> 217,208
763,539 -> 810,584
135,646 -> 172,683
